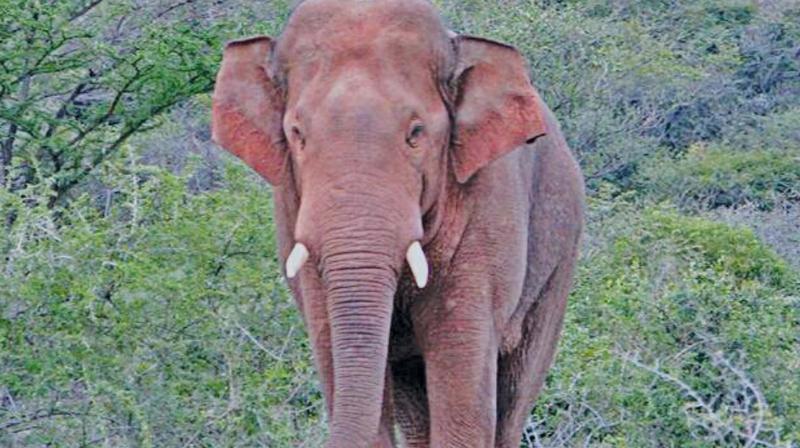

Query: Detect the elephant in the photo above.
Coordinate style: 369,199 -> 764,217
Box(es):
210,0 -> 584,446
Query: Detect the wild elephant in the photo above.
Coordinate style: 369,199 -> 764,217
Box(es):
211,0 -> 584,446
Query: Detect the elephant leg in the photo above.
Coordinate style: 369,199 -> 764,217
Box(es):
495,261 -> 574,448
391,357 -> 430,447
373,368 -> 397,448
416,297 -> 498,447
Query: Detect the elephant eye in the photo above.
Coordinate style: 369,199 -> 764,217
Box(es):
406,122 -> 425,148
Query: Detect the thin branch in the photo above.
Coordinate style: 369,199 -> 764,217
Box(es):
49,97 -> 184,207
234,321 -> 285,362
0,409 -> 87,432
711,351 -> 767,448
12,32 -> 90,85
155,0 -> 195,20
44,82 -> 88,139
620,353 -> 725,432
68,59 -> 144,146
69,0 -> 105,22
1,76 -> 33,190
621,351 -> 776,447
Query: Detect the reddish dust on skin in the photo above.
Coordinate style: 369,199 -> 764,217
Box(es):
212,103 -> 286,183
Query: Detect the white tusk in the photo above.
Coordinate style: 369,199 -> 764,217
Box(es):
286,243 -> 309,279
406,241 -> 429,289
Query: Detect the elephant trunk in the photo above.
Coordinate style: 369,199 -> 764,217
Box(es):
320,224 -> 399,448
325,253 -> 396,446
292,155 -> 424,446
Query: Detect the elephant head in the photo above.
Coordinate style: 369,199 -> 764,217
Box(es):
211,0 -> 547,445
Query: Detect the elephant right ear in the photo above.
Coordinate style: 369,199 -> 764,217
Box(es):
212,36 -> 287,185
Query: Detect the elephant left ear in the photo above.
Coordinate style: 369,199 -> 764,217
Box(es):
450,36 -> 548,184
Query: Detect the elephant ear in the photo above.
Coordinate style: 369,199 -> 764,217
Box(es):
212,36 -> 287,185
450,36 -> 548,184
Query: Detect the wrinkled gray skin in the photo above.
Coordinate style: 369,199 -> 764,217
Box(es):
211,0 -> 585,446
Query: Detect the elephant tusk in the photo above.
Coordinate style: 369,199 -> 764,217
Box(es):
406,241 -> 429,289
286,243 -> 309,279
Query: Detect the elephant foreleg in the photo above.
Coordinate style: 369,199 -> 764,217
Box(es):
391,357 -> 430,447
495,260 -> 575,448
414,292 -> 498,447
373,368 -> 397,448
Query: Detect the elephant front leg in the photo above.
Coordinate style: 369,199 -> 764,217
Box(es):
372,368 -> 397,448
414,292 -> 498,447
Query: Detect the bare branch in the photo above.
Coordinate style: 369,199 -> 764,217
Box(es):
620,350 -> 777,447
0,409 -> 87,432
155,0 -> 196,20
50,98 -> 178,207
69,0 -> 105,22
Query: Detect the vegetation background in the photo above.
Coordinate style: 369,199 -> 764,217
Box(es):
1,0 -> 798,446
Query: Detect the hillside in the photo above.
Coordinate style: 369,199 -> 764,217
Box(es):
1,0 -> 798,446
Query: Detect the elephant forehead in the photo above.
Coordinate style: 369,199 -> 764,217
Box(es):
276,0 -> 451,68
288,0 -> 443,30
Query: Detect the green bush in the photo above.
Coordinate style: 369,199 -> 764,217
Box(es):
0,161 -> 322,447
638,144 -> 800,210
529,200 -> 800,446
727,107 -> 800,153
